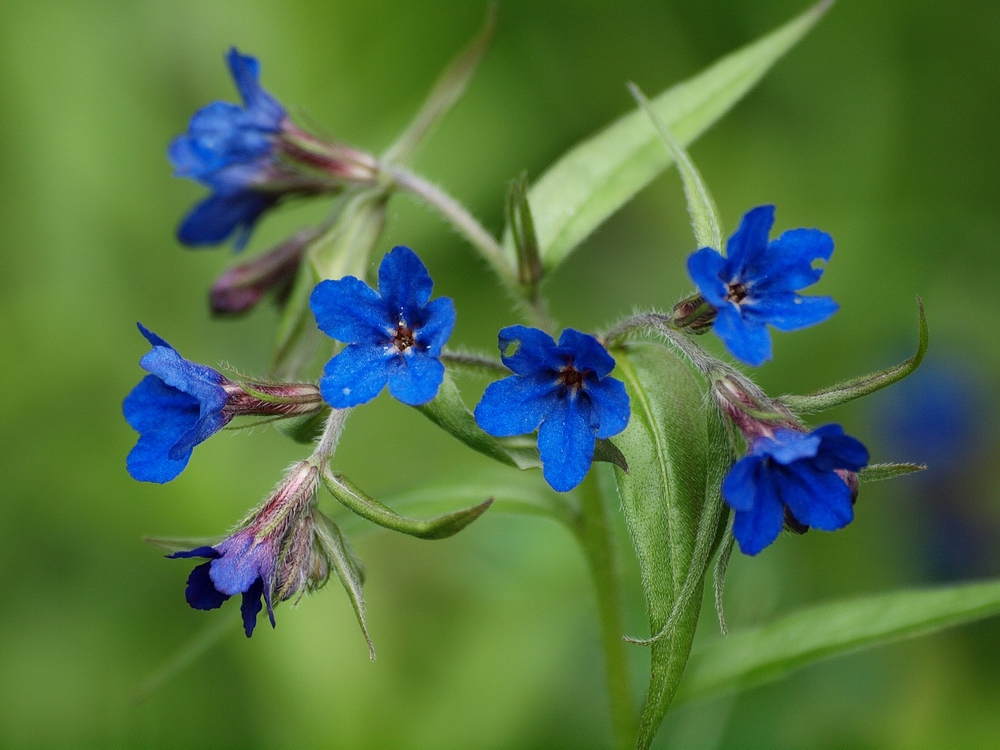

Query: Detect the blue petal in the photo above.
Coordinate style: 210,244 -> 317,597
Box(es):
168,546 -> 220,559
755,429 -> 821,465
474,374 -> 560,437
732,485 -> 785,556
813,424 -> 869,472
778,463 -> 854,532
753,228 -> 834,292
210,534 -> 266,597
725,205 -> 775,275
558,329 -> 616,378
136,322 -> 172,350
183,102 -> 275,175
310,277 -> 392,346
721,454 -> 763,513
498,325 -> 559,376
414,296 -> 455,356
319,344 -> 392,408
378,246 -> 434,323
123,376 -> 200,483
226,48 -> 285,127
138,345 -> 225,405
169,410 -> 231,461
586,376 -> 630,439
126,430 -> 194,483
712,305 -> 772,366
686,247 -> 729,307
537,394 -> 597,492
177,190 -> 276,248
743,293 -> 838,332
240,577 -> 265,637
387,351 -> 446,406
185,561 -> 230,611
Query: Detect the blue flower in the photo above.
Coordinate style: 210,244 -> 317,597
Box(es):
723,424 -> 869,556
123,324 -> 230,484
687,205 -> 838,366
169,536 -> 278,638
169,48 -> 288,249
474,327 -> 630,492
310,246 -> 455,408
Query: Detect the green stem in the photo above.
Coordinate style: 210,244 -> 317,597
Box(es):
575,469 -> 636,750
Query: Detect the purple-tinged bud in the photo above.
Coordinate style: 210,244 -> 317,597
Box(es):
671,293 -> 716,333
169,461 -> 322,636
221,379 -> 324,419
274,510 -> 330,604
210,228 -> 318,315
278,122 -> 380,185
710,375 -> 799,442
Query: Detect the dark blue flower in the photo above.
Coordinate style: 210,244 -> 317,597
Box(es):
474,327 -> 630,492
123,324 -> 230,484
169,535 -> 277,638
687,205 -> 838,366
169,48 -> 288,249
310,246 -> 455,408
723,424 -> 869,556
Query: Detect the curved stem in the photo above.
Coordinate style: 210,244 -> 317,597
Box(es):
574,469 -> 636,750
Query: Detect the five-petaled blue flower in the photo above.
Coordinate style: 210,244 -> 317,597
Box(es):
310,246 -> 455,408
723,424 -> 869,556
687,205 -> 838,367
474,327 -> 630,493
123,324 -> 231,484
169,48 -> 288,249
168,534 -> 279,638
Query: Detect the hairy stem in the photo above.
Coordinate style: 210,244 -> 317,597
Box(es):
574,469 -> 636,750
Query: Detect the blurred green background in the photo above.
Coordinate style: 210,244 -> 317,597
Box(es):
2,0 -> 999,747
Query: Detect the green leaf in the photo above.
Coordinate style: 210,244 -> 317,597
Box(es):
334,470 -> 579,534
272,187 -> 390,379
276,406 -> 332,444
143,535 -> 219,554
509,0 -> 831,271
679,578 -> 1000,703
322,470 -> 493,540
627,82 -> 723,251
781,298 -> 928,414
506,172 -> 543,290
417,371 -> 540,469
611,342 -> 730,750
315,514 -> 375,660
593,437 -> 629,472
381,6 -> 496,165
858,462 -> 927,483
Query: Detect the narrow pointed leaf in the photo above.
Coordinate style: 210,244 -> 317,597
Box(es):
679,578 -> 1000,703
612,342 -> 727,749
782,298 -> 928,414
316,515 -> 375,660
276,406 -> 332,444
417,371 -> 540,469
713,525 -> 735,636
507,0 -> 831,270
144,535 -> 219,554
628,82 -> 723,251
593,437 -> 629,472
382,6 -> 496,165
507,173 -> 543,289
323,471 -> 493,540
858,462 -> 927,483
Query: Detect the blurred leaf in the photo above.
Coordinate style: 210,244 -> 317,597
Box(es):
276,406 -> 332,444
506,173 -> 543,290
382,6 -> 496,165
133,616 -> 237,704
510,0 -> 832,271
272,188 -> 390,379
859,462 -> 927,483
782,298 -> 927,414
316,514 -> 375,660
713,525 -> 735,636
679,578 -> 1000,703
144,535 -> 219,554
627,82 -> 723,251
417,371 -> 540,469
322,470 -> 493,540
612,342 -> 727,750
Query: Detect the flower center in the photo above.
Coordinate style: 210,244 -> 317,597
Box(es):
558,365 -> 585,391
726,281 -> 749,304
392,324 -> 416,352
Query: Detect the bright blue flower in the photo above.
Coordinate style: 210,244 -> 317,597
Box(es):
687,205 -> 838,366
168,533 -> 278,638
310,246 -> 455,408
723,424 -> 869,556
474,327 -> 630,492
169,48 -> 287,249
123,324 -> 230,483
